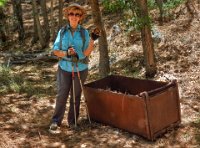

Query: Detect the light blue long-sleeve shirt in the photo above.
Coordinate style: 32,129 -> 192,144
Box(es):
53,24 -> 90,72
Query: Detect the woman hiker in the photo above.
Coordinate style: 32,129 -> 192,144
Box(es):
49,3 -> 100,131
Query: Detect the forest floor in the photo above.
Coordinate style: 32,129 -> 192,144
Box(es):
0,1 -> 200,148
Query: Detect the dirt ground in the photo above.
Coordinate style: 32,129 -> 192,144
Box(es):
0,1 -> 200,148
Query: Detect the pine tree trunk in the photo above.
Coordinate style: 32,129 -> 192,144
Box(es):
89,0 -> 110,78
0,7 -> 7,43
32,0 -> 46,48
32,15 -> 39,44
50,0 -> 56,41
40,0 -> 50,42
155,0 -> 164,25
58,0 -> 64,29
135,0 -> 157,78
12,0 -> 25,42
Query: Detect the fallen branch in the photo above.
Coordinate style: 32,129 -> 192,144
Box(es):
0,51 -> 58,65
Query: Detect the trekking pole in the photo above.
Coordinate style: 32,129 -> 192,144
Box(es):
72,62 -> 77,127
75,63 -> 91,124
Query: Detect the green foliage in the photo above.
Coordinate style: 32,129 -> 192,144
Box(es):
102,0 -> 152,31
0,65 -> 21,94
147,0 -> 157,10
102,0 -> 185,31
126,15 -> 152,31
102,0 -> 127,13
0,0 -> 7,7
163,0 -> 186,9
192,119 -> 200,145
147,0 -> 186,10
0,65 -> 55,97
0,65 -> 38,96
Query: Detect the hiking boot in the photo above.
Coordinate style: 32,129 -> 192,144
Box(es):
49,123 -> 61,134
49,122 -> 58,131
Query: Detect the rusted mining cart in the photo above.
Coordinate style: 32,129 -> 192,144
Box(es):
83,75 -> 181,141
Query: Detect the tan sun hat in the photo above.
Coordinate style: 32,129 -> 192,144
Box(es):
63,3 -> 86,23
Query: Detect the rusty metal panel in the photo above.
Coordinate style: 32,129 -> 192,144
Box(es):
84,75 -> 181,140
84,87 -> 149,137
145,81 -> 181,140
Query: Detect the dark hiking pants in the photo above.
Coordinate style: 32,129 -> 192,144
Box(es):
52,66 -> 88,126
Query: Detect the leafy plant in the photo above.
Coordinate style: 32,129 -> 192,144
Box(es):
126,15 -> 152,31
102,0 -> 153,31
0,65 -> 26,94
0,65 -> 55,97
147,0 -> 157,10
0,65 -> 35,96
0,0 -> 7,7
163,0 -> 186,9
102,0 -> 127,13
191,118 -> 200,145
147,0 -> 186,10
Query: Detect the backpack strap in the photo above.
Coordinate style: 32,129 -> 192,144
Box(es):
59,25 -> 68,50
59,25 -> 86,51
58,25 -> 89,64
79,26 -> 86,51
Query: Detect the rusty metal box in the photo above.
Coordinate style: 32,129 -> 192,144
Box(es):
84,75 -> 181,141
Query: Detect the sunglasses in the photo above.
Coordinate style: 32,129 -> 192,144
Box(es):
68,12 -> 82,17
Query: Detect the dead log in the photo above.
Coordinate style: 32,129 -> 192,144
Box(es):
0,51 -> 58,65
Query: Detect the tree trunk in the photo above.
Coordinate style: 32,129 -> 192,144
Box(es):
135,0 -> 157,78
40,0 -> 50,43
32,0 -> 46,48
50,0 -> 56,41
32,14 -> 39,44
89,0 -> 110,78
155,0 -> 164,25
58,0 -> 64,29
0,7 -> 7,43
12,0 -> 25,42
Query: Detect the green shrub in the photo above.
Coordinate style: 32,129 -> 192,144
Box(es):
0,65 -> 22,94
147,0 -> 157,10
0,0 -> 7,7
191,118 -> 200,145
102,0 -> 127,13
163,0 -> 186,10
126,15 -> 152,31
0,65 -> 55,97
195,119 -> 200,141
0,65 -> 37,96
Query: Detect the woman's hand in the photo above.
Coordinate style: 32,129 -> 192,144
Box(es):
91,27 -> 101,41
67,47 -> 77,56
53,50 -> 66,58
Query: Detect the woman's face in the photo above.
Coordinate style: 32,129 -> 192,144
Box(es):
68,9 -> 82,28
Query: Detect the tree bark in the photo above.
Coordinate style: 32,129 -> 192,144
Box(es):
32,14 -> 39,44
58,0 -> 64,29
155,0 -> 164,25
50,0 -> 56,41
135,0 -> 157,78
40,0 -> 50,42
11,0 -> 25,42
32,0 -> 46,48
89,0 -> 110,78
0,7 -> 7,43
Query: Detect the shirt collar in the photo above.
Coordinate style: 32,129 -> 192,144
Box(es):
67,24 -> 81,31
